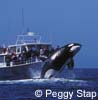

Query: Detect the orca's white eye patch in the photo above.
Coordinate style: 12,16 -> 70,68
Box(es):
68,44 -> 74,47
70,46 -> 80,52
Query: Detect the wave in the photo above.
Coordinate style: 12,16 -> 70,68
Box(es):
0,78 -> 91,85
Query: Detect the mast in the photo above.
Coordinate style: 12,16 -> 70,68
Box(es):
22,8 -> 25,34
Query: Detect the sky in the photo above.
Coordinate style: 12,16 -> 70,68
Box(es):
0,0 -> 98,68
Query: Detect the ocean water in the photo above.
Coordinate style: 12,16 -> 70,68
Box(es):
0,68 -> 98,100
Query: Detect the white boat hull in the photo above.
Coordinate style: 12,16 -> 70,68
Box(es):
0,62 -> 43,80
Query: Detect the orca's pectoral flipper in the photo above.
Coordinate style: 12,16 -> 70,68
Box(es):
67,58 -> 74,70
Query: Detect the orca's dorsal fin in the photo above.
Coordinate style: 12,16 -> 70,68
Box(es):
67,58 -> 74,70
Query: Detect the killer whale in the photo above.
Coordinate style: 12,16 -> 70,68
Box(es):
41,43 -> 82,78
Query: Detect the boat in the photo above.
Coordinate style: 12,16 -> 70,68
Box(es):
0,32 -> 53,80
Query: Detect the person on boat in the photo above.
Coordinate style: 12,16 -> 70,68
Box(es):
32,46 -> 37,54
0,46 -> 3,54
40,47 -> 44,56
21,46 -> 31,63
39,47 -> 47,61
16,54 -> 24,64
26,49 -> 32,62
2,47 -> 8,54
5,54 -> 11,66
43,47 -> 50,57
11,51 -> 17,65
31,46 -> 40,61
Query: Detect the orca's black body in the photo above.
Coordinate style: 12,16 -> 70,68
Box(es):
41,43 -> 81,78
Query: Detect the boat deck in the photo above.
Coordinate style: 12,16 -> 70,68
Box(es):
0,58 -> 42,68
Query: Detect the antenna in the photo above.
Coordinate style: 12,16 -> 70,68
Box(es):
22,8 -> 25,34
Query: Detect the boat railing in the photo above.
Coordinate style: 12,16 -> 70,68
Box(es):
0,56 -> 42,68
16,33 -> 41,45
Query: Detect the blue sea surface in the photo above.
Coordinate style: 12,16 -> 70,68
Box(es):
0,68 -> 98,100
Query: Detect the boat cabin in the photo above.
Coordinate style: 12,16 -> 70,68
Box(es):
0,32 -> 53,67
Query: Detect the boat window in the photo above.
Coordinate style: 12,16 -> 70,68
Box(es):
0,55 -> 4,63
8,47 -> 16,53
16,46 -> 21,53
0,47 -> 3,54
